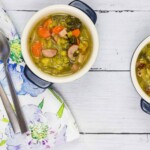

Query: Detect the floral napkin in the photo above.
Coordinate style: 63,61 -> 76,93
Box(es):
0,2 -> 79,150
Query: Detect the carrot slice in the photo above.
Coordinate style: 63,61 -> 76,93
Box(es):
43,19 -> 53,28
72,29 -> 80,37
37,26 -> 51,38
52,26 -> 64,34
31,41 -> 42,57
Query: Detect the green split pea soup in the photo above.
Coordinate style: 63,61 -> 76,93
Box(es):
136,43 -> 150,96
29,14 -> 92,77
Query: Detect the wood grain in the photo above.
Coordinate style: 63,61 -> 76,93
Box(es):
2,0 -> 150,11
2,0 -> 150,149
6,11 -> 150,70
55,134 -> 150,150
53,72 -> 150,133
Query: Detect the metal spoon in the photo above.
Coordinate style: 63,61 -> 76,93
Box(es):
0,82 -> 20,133
0,32 -> 28,133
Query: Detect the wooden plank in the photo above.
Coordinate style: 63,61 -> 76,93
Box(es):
6,11 -> 150,70
55,134 -> 150,150
2,0 -> 150,11
53,72 -> 150,133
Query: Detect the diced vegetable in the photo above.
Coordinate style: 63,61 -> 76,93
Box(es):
40,38 -> 52,49
52,34 -> 59,42
30,14 -> 90,76
79,41 -> 89,54
71,64 -> 79,72
43,19 -> 53,28
49,20 -> 57,29
137,69 -> 146,77
69,36 -> 77,45
72,29 -> 80,37
78,54 -> 85,63
42,49 -> 57,58
59,28 -> 67,38
57,38 -> 69,50
65,15 -> 82,30
37,27 -> 51,38
63,57 -> 69,63
60,51 -> 67,56
136,62 -> 146,69
67,31 -> 72,38
40,58 -> 51,67
31,41 -> 42,57
52,26 -> 64,34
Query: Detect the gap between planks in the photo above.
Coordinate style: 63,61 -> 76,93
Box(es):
89,69 -> 129,72
6,10 -> 132,72
5,10 -> 141,72
5,9 -> 150,12
7,9 -> 132,72
80,132 -> 150,135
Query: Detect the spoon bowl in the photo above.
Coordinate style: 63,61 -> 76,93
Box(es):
0,32 -> 28,133
0,32 -> 10,62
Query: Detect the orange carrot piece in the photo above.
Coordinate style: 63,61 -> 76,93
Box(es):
43,19 -> 53,28
52,26 -> 64,34
31,41 -> 42,57
72,29 -> 80,37
37,26 -> 51,38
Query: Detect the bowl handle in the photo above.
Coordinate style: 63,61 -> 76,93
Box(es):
141,99 -> 150,114
69,0 -> 97,24
24,66 -> 53,89
24,0 -> 96,88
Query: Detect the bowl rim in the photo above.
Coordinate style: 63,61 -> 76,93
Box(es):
21,4 -> 99,83
131,36 -> 150,103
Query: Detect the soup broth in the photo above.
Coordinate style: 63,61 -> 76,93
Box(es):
29,14 -> 92,76
136,43 -> 150,96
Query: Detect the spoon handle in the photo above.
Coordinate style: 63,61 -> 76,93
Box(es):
4,64 -> 28,133
0,83 -> 21,133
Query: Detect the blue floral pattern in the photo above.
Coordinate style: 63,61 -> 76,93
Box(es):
0,3 -> 79,150
6,105 -> 67,150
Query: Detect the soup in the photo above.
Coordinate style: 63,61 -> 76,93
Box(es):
136,43 -> 150,96
29,14 -> 92,76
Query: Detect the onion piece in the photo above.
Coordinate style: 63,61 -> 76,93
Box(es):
59,28 -> 67,38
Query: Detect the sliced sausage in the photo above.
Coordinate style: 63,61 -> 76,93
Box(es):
42,49 -> 57,58
68,45 -> 79,60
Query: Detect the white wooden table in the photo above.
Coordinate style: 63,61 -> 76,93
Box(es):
3,0 -> 150,149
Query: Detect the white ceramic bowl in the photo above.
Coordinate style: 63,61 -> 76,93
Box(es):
131,36 -> 150,103
21,5 -> 99,83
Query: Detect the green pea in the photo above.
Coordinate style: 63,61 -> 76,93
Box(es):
57,66 -> 63,71
56,59 -> 63,65
40,58 -> 50,67
47,40 -> 52,48
61,51 -> 67,56
63,57 -> 69,63
67,31 -> 72,38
